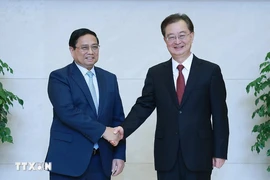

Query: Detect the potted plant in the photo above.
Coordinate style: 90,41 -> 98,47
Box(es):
246,52 -> 270,172
0,59 -> 24,143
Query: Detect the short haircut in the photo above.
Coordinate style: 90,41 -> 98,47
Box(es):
69,28 -> 99,48
161,13 -> 194,37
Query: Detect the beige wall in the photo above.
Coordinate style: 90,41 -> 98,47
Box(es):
0,0 -> 270,179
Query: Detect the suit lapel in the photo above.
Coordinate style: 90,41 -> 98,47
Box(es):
95,67 -> 106,116
180,55 -> 201,108
70,62 -> 98,116
163,59 -> 180,109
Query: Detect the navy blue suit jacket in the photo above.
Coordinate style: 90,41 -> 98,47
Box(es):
45,62 -> 126,177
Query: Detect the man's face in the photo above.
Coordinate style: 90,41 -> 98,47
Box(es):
70,34 -> 99,70
164,20 -> 194,61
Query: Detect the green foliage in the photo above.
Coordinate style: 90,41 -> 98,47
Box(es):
0,59 -> 23,143
246,52 -> 270,172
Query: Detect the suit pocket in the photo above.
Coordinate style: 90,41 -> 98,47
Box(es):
52,131 -> 73,143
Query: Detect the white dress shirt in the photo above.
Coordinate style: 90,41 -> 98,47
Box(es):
172,53 -> 193,90
75,63 -> 100,102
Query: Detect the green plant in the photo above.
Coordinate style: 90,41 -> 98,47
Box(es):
0,59 -> 23,143
246,52 -> 270,172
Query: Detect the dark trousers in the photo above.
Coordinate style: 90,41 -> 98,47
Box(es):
157,146 -> 212,180
50,153 -> 110,180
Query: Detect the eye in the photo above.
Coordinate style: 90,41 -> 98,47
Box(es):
81,46 -> 88,51
179,35 -> 186,39
91,46 -> 98,50
168,36 -> 175,40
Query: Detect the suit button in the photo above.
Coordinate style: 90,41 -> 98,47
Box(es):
175,132 -> 178,135
179,111 -> 182,114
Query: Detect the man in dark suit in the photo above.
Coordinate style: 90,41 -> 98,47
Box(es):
45,28 -> 126,180
113,13 -> 229,180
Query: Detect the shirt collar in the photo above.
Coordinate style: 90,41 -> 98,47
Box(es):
172,53 -> 193,71
75,62 -> 96,76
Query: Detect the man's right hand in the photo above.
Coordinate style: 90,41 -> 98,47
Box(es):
113,126 -> 124,140
102,127 -> 122,146
110,126 -> 124,146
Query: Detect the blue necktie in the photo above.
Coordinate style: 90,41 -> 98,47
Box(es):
87,71 -> 98,113
86,71 -> 99,149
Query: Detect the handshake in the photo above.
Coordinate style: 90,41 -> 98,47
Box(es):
103,126 -> 124,146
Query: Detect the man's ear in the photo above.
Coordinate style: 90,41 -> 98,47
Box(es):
69,46 -> 74,53
163,36 -> 166,43
190,32 -> 195,43
69,47 -> 75,58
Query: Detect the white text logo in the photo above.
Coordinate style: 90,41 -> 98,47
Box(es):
15,162 -> 52,171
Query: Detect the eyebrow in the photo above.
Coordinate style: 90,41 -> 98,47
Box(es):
167,31 -> 188,36
80,43 -> 98,46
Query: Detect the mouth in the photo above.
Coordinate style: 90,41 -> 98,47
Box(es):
174,45 -> 184,50
85,56 -> 95,61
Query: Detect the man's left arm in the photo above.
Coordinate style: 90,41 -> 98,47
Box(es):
210,65 -> 229,167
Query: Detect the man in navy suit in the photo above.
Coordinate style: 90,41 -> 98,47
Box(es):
45,28 -> 126,180
113,13 -> 229,180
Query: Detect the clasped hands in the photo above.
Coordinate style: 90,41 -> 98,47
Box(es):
103,126 -> 124,146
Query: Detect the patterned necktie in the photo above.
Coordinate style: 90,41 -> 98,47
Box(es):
177,65 -> 185,104
86,71 -> 98,113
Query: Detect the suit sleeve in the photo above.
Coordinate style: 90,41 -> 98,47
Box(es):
111,75 -> 126,161
210,65 -> 229,159
48,71 -> 106,144
122,69 -> 156,138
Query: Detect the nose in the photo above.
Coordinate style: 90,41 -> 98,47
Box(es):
87,48 -> 94,54
175,37 -> 181,44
